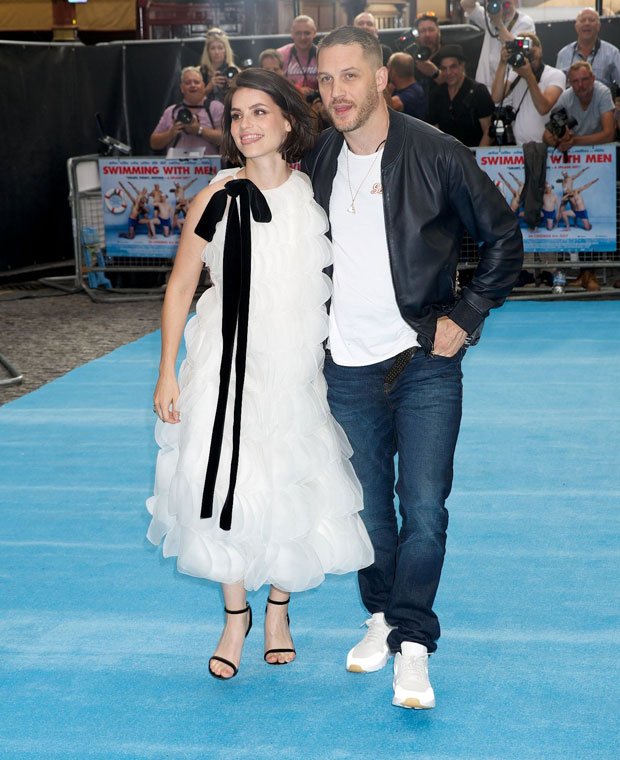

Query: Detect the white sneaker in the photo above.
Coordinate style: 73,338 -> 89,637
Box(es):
392,642 -> 436,709
346,612 -> 393,673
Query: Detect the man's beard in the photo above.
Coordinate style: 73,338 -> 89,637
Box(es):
329,87 -> 381,133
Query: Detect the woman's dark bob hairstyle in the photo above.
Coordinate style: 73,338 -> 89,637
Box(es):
221,68 -> 317,166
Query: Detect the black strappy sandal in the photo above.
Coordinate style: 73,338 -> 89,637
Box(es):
209,604 -> 253,680
264,597 -> 296,665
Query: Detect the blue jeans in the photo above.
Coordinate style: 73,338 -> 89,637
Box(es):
324,349 -> 464,653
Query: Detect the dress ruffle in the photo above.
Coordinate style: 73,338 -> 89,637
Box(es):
146,170 -> 373,592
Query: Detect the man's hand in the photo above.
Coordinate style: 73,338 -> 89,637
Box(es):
514,57 -> 533,80
416,60 -> 440,79
182,114 -> 202,135
433,316 -> 467,357
557,128 -> 575,153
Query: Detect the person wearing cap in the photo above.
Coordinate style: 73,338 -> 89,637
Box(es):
428,45 -> 495,146
460,0 -> 535,91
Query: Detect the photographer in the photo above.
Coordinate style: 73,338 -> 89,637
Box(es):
543,61 -> 615,153
461,0 -> 535,91
428,45 -> 495,147
149,67 -> 223,156
491,33 -> 565,144
199,28 -> 240,104
410,13 -> 445,91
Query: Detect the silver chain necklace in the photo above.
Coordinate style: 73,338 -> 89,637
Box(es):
345,139 -> 386,214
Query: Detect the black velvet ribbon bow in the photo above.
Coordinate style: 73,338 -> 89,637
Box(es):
193,178 -> 272,530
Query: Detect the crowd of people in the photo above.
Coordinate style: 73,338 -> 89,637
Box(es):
143,6 -> 618,716
145,8 -> 620,291
149,7 -> 620,153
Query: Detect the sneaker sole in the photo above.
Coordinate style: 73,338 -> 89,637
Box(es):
346,652 -> 390,673
392,696 -> 435,710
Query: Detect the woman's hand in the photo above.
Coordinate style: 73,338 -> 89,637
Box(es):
153,372 -> 181,423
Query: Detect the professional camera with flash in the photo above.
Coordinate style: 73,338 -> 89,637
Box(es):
506,37 -> 532,68
545,108 -> 578,139
395,28 -> 432,62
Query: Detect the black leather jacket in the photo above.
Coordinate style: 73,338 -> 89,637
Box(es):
302,110 -> 524,353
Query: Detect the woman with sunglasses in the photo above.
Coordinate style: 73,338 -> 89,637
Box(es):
147,69 -> 373,681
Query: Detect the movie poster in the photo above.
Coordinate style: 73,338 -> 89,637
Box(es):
98,157 -> 222,258
475,146 -> 616,253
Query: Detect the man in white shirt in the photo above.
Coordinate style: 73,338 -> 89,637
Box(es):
460,0 -> 535,91
303,25 -> 523,712
491,33 -> 565,143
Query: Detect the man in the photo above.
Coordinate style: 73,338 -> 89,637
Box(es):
491,33 -> 565,144
258,48 -> 284,75
543,61 -> 615,152
544,65 -> 614,293
461,0 -> 535,91
555,8 -> 620,90
303,26 -> 522,710
386,53 -> 427,120
277,14 -> 318,95
429,44 -> 494,146
353,11 -> 392,65
150,67 -> 223,156
411,12 -> 446,92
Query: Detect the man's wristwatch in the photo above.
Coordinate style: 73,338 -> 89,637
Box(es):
198,126 -> 203,137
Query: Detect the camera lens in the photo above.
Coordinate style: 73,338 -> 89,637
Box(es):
176,107 -> 193,125
224,66 -> 237,80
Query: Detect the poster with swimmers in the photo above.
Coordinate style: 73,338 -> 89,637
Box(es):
99,156 -> 222,258
476,146 -> 616,253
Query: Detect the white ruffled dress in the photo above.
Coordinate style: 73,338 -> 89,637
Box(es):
146,169 -> 373,592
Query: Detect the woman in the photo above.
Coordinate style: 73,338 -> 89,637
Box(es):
147,69 -> 373,681
200,28 -> 240,104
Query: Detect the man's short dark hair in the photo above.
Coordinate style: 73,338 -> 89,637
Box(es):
414,12 -> 440,29
220,68 -> 316,166
318,26 -> 383,70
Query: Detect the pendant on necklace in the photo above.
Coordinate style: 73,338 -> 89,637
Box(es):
346,203 -> 356,214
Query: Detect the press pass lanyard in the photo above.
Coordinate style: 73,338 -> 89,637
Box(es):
288,45 -> 317,87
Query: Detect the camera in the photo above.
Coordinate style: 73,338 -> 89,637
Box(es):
506,37 -> 531,68
485,0 -> 505,14
545,108 -> 578,139
395,29 -> 432,62
489,105 -> 517,146
224,66 -> 238,80
175,107 -> 194,125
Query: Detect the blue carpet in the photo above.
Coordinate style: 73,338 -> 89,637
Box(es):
0,302 -> 618,760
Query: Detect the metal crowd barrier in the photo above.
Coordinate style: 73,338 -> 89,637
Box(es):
68,151 -> 620,302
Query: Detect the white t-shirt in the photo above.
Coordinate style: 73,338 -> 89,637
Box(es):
502,64 -> 566,144
466,4 -> 535,91
328,144 -> 418,367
